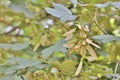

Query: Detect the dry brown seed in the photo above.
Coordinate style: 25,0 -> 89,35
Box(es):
63,28 -> 76,36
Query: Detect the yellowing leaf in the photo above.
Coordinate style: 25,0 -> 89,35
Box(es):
60,60 -> 77,72
87,45 -> 97,58
117,55 -> 120,60
97,73 -> 102,78
52,61 -> 61,69
52,60 -> 77,73
33,42 -> 40,51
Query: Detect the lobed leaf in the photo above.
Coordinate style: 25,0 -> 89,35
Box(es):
41,38 -> 67,58
92,35 -> 120,43
8,57 -> 42,69
0,75 -> 15,80
95,2 -> 111,8
95,1 -> 120,10
112,1 -> 120,9
0,42 -> 30,50
9,0 -> 34,18
45,3 -> 77,22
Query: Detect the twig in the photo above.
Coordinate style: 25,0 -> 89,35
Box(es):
87,9 -> 108,35
4,27 -> 18,35
94,9 -> 108,35
20,75 -> 25,80
113,60 -> 120,79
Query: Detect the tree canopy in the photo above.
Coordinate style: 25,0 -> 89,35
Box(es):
0,0 -> 120,80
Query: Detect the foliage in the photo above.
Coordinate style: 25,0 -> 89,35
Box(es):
0,0 -> 120,80
45,3 -> 77,22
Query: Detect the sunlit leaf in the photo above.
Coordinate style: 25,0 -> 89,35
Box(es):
45,3 -> 77,22
90,63 -> 113,74
53,52 -> 65,57
52,60 -> 77,72
60,60 -> 77,72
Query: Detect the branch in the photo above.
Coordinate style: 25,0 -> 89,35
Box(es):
0,18 -> 32,39
0,33 -> 32,39
4,26 -> 19,34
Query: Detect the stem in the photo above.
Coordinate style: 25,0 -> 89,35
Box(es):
113,60 -> 120,79
94,9 -> 108,35
87,9 -> 108,35
20,75 -> 25,80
